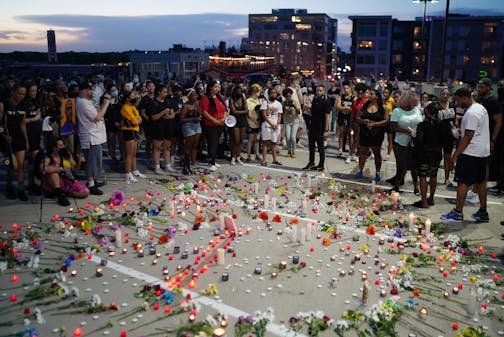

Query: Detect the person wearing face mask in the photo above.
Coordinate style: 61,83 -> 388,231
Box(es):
121,91 -> 145,184
104,85 -> 124,170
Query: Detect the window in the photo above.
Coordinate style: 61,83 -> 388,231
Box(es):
252,16 -> 278,23
357,55 -> 375,64
296,24 -> 312,30
280,33 -> 289,40
393,54 -> 402,64
481,56 -> 495,65
413,26 -> 421,38
358,23 -> 377,36
378,55 -> 387,64
485,23 -> 497,33
292,16 -> 302,23
358,40 -> 375,50
378,39 -> 388,51
463,55 -> 469,65
392,40 -> 403,50
413,41 -> 421,50
379,24 -> 389,37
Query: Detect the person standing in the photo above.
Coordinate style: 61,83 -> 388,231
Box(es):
282,88 -> 301,158
302,85 -> 331,171
228,85 -> 248,165
179,89 -> 202,175
200,80 -> 227,171
438,88 -> 457,186
441,88 -> 490,222
121,91 -> 146,184
336,81 -> 354,156
0,84 -> 29,200
327,80 -> 340,132
76,81 -> 111,195
260,88 -> 283,166
245,85 -> 263,163
354,89 -> 388,181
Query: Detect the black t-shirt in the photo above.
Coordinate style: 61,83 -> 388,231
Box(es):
327,86 -> 340,107
2,99 -> 27,138
310,96 -> 331,134
139,95 -> 154,120
147,98 -> 169,123
478,95 -> 502,138
339,95 -> 354,114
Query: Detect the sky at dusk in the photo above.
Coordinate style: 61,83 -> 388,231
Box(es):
1,0 -> 502,53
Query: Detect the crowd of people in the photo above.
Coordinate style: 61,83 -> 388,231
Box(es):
0,72 -> 503,231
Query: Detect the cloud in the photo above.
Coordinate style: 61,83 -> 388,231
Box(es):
12,13 -> 249,52
0,30 -> 30,41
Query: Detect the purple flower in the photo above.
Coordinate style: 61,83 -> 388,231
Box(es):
97,237 -> 110,247
110,189 -> 124,206
167,226 -> 177,239
394,230 -> 403,238
289,316 -> 299,323
358,210 -> 366,217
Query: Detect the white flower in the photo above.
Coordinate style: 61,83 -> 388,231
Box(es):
335,320 -> 349,329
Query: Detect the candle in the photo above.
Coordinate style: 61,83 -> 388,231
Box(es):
370,180 -> 375,193
149,248 -> 156,256
391,191 -> 399,205
340,270 -> 346,277
380,262 -> 387,269
122,248 -> 127,254
305,223 -> 312,241
221,273 -> 229,282
419,307 -> 428,319
378,238 -> 385,245
96,268 -> 103,277
380,289 -> 387,297
108,251 -> 115,257
452,287 -> 459,295
443,291 -> 450,298
292,256 -> 300,264
170,200 -> 175,217
279,261 -> 287,269
193,246 -> 199,254
254,267 -> 262,275
277,229 -> 283,235
173,246 -> 181,254
361,281 -> 369,304
217,248 -> 225,266
152,259 -> 158,265
361,271 -> 368,281
101,258 -> 108,266
302,198 -> 308,211
271,272 -> 278,279
271,197 -> 277,211
188,310 -> 197,322
264,194 -> 269,209
425,218 -> 431,235
352,235 -> 360,242
115,228 -> 122,248
181,252 -> 189,259
137,250 -> 144,258
213,327 -> 226,337
254,182 -> 259,195
290,225 -> 298,243
71,270 -> 78,277
408,212 -> 415,232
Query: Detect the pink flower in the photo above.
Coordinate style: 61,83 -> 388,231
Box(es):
110,189 -> 124,206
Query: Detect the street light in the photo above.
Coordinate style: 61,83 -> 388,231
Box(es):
413,0 -> 439,81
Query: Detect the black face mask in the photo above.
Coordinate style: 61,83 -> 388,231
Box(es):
130,98 -> 138,105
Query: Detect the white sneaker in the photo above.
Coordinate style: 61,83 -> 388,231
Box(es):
345,156 -> 351,164
370,152 -> 375,159
154,167 -> 164,175
337,149 -> 343,157
214,163 -> 221,168
126,176 -> 132,184
353,155 -> 359,162
231,157 -> 236,165
208,164 -> 218,172
165,164 -> 175,172
133,170 -> 147,178
466,190 -> 480,204
127,173 -> 138,183
236,157 -> 244,165
296,143 -> 304,148
385,155 -> 390,161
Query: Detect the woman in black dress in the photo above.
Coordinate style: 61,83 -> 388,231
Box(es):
229,85 -> 248,165
354,89 -> 388,182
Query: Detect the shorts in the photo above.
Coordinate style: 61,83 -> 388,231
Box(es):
232,115 -> 248,129
454,154 -> 488,185
150,120 -> 174,140
418,161 -> 441,178
247,127 -> 260,134
11,136 -> 27,153
122,130 -> 139,141
182,122 -> 202,137
261,122 -> 281,143
337,113 -> 351,127
394,143 -> 415,171
441,135 -> 455,154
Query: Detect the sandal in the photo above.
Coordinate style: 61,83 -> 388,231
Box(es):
427,198 -> 435,206
261,161 -> 268,166
412,200 -> 428,208
272,160 -> 282,165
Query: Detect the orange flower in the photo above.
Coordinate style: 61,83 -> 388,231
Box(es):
258,212 -> 269,220
412,289 -> 421,297
322,237 -> 331,246
273,214 -> 282,222
289,217 -> 299,224
194,216 -> 205,223
365,225 -> 376,235
209,216 -> 217,222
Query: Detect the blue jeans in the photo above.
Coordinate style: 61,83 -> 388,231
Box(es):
284,122 -> 299,154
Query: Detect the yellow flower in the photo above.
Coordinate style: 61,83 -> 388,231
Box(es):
367,212 -> 375,218
326,227 -> 334,233
275,188 -> 285,194
167,185 -> 174,190
470,276 -> 478,284
247,175 -> 255,180
329,180 -> 336,185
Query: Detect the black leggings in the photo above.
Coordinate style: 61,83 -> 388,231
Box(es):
204,125 -> 224,165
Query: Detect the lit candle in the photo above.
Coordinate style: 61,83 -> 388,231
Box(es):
277,229 -> 283,236
419,307 -> 428,319
212,327 -> 226,337
181,252 -> 189,259
425,218 -> 431,235
71,270 -> 78,277
193,246 -> 199,254
254,267 -> 262,275
279,261 -> 287,269
122,248 -> 127,254
137,250 -> 144,258
391,191 -> 399,205
217,248 -> 225,266
340,270 -> 346,277
443,291 -> 450,298
96,268 -> 103,277
108,252 -> 115,257
452,287 -> 459,295
271,272 -> 278,279
380,289 -> 387,297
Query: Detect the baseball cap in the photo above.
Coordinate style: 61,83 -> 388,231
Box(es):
478,78 -> 492,87
79,81 -> 94,90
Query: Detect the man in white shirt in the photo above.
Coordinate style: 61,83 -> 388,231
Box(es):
76,81 -> 110,195
441,87 -> 490,222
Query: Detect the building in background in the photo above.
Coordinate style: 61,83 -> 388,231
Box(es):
351,14 -> 504,83
128,45 -> 209,83
47,29 -> 57,64
242,9 -> 337,79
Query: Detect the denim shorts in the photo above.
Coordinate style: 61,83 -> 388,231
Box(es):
182,122 -> 202,137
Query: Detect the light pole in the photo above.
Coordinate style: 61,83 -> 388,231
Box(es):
439,0 -> 450,84
413,0 -> 438,81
